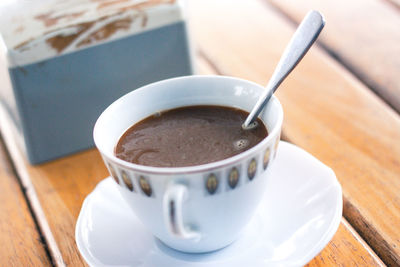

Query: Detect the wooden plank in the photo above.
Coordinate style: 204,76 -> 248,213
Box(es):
198,56 -> 385,267
188,0 -> 400,266
0,105 -> 65,266
266,0 -> 400,113
306,219 -> 383,267
0,138 -> 52,266
0,52 -> 384,267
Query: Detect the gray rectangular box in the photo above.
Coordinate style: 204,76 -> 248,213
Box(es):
0,0 -> 194,164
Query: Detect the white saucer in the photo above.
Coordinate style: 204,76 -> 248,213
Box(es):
75,142 -> 342,267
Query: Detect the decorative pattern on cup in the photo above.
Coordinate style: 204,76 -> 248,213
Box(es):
228,167 -> 240,189
247,158 -> 257,180
121,170 -> 134,192
206,173 -> 219,195
139,176 -> 152,197
108,163 -> 119,184
263,148 -> 271,170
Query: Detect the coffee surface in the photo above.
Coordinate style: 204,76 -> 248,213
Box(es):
115,105 -> 268,167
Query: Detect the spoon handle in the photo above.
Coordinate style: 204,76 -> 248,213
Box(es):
242,10 -> 325,129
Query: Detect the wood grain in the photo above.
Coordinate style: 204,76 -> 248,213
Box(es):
0,105 -> 68,267
0,0 -> 394,264
266,0 -> 400,113
0,53 -> 384,267
200,57 -> 386,266
0,121 -> 103,266
306,219 -> 384,267
0,138 -> 52,266
188,0 -> 400,265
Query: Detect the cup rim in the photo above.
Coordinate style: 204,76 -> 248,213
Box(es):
93,75 -> 283,175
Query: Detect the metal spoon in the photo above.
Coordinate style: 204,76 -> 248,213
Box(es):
242,10 -> 325,130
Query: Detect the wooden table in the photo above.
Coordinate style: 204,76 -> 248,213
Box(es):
1,0 -> 399,266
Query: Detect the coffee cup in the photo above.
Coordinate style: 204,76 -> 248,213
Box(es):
93,75 -> 283,253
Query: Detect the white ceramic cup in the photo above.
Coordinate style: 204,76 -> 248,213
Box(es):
93,75 -> 283,253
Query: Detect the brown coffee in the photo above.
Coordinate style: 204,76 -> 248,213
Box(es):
115,105 -> 268,167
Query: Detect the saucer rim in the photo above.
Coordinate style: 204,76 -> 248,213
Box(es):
75,191 -> 105,267
281,143 -> 343,266
75,141 -> 343,266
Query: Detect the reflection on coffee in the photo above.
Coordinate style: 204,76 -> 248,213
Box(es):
115,105 -> 268,167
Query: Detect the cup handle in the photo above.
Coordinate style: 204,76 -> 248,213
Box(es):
163,183 -> 201,241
